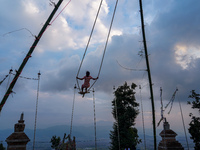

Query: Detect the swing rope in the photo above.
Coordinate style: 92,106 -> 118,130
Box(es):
88,0 -> 119,92
139,85 -> 147,150
76,0 -> 104,91
70,84 -> 77,137
33,72 -> 41,150
177,89 -> 189,150
76,0 -> 119,92
92,89 -> 97,150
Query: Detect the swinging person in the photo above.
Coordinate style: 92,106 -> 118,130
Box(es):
76,71 -> 98,95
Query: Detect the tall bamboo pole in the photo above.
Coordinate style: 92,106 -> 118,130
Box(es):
139,0 -> 157,149
0,0 -> 64,112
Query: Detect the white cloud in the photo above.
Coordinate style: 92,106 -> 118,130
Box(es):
22,1 -> 40,14
174,44 -> 200,69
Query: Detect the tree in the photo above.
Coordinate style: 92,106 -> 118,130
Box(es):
110,82 -> 141,150
188,90 -> 200,150
50,135 -> 61,150
0,143 -> 5,150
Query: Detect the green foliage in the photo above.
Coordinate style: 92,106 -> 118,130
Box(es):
50,135 -> 61,150
188,90 -> 200,150
0,143 -> 5,150
110,82 -> 141,150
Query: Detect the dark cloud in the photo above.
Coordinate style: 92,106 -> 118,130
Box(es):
40,55 -> 80,92
40,33 -> 147,94
150,0 -> 200,46
147,0 -> 200,100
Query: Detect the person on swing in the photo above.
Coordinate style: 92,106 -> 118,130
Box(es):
76,71 -> 98,96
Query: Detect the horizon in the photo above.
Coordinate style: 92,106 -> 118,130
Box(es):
0,122 -> 194,149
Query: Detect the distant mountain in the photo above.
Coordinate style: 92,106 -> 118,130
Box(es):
0,123 -> 194,149
0,123 -> 112,150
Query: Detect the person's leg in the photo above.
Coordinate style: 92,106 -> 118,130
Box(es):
81,85 -> 84,92
82,93 -> 85,98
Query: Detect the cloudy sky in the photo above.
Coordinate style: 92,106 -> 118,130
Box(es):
0,0 -> 200,142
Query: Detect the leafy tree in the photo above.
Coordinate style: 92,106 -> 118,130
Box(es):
188,90 -> 200,150
0,143 -> 5,150
110,82 -> 141,150
50,135 -> 61,150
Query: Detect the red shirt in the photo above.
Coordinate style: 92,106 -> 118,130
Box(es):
83,76 -> 93,87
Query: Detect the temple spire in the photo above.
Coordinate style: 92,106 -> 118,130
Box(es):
158,119 -> 184,150
6,113 -> 30,150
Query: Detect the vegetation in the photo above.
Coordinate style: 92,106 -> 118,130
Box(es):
0,143 -> 5,150
110,82 -> 141,150
188,90 -> 200,150
50,135 -> 61,150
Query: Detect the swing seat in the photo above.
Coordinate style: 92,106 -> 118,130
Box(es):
78,91 -> 90,94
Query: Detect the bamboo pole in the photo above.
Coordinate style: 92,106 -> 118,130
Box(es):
0,0 -> 64,112
139,0 -> 157,149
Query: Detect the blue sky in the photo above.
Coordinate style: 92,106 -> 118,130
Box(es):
0,0 -> 200,142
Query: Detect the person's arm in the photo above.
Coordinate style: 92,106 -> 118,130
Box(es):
76,76 -> 84,80
92,77 -> 98,80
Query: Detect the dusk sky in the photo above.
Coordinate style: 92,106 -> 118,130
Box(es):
0,0 -> 200,142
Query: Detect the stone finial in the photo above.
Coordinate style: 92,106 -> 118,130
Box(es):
20,112 -> 24,120
163,118 -> 170,130
18,112 -> 24,123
